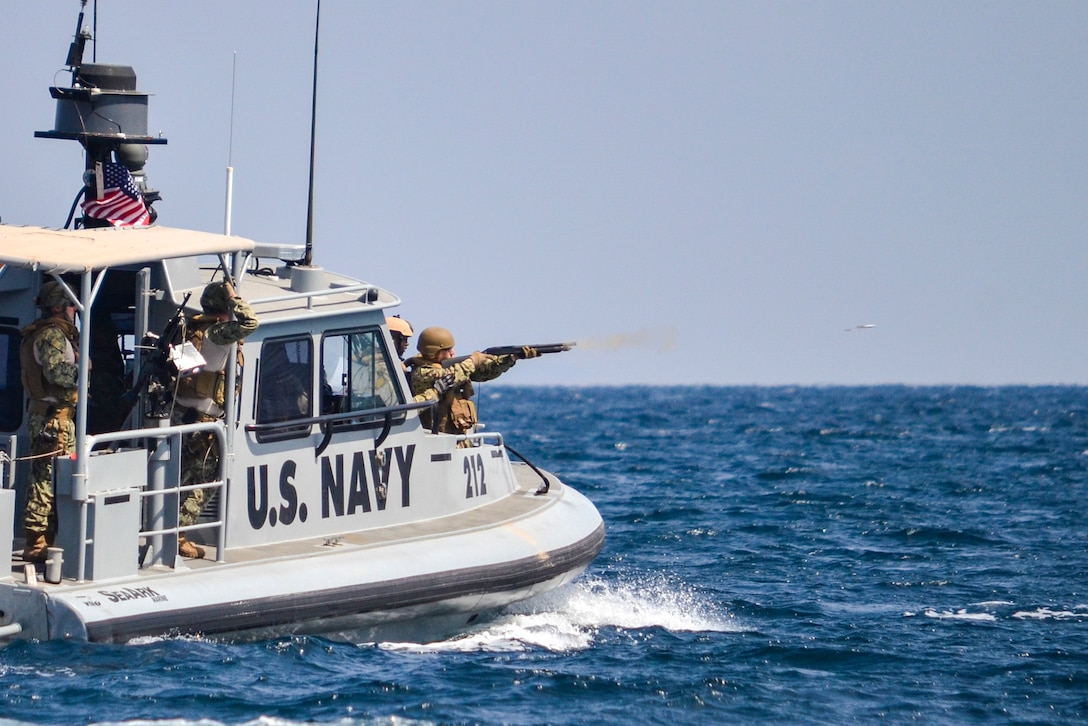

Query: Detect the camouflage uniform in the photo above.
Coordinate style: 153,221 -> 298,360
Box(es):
408,354 -> 516,435
172,409 -> 220,528
402,360 -> 440,403
173,293 -> 258,530
19,317 -> 80,538
413,386 -> 440,404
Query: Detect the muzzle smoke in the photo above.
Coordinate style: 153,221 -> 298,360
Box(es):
575,326 -> 676,353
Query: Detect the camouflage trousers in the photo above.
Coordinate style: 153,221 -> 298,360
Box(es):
24,406 -> 75,534
173,411 -> 222,529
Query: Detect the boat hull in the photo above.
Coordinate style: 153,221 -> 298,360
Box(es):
0,478 -> 603,644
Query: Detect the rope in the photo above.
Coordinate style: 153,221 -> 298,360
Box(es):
1,448 -> 63,464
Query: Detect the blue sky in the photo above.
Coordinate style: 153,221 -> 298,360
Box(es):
2,1 -> 1086,385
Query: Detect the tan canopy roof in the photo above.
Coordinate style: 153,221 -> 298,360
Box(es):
0,224 -> 256,274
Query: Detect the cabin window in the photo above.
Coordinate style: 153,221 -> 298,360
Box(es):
321,328 -> 404,428
255,337 -> 313,441
0,325 -> 22,432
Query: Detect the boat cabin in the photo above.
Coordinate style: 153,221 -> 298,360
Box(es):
0,224 -> 521,582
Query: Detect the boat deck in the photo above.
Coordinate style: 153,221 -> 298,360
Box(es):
10,464 -> 559,586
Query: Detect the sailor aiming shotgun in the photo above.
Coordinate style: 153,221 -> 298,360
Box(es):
408,330 -> 574,436
440,342 -> 575,368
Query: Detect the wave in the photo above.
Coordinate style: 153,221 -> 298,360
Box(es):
904,603 -> 1088,623
1011,606 -> 1088,621
83,719 -> 434,726
915,608 -> 997,622
379,573 -> 743,654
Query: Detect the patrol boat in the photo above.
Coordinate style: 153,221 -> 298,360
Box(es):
0,10 -> 603,643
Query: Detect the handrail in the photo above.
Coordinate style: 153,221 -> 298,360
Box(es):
1,435 -> 14,490
137,476 -> 225,539
246,398 -> 435,455
502,443 -> 551,496
77,421 -> 228,577
248,282 -> 377,311
244,398 -> 434,432
457,432 -> 505,448
87,420 -> 227,448
447,432 -> 549,494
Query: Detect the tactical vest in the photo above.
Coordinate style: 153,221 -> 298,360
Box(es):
410,360 -> 475,435
174,321 -> 244,410
19,317 -> 80,409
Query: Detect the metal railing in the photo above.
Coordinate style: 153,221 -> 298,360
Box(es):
248,282 -> 377,311
457,432 -> 505,448
246,398 -> 436,454
1,435 -> 14,490
75,421 -> 227,579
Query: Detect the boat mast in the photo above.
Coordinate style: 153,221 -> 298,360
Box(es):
37,1 -> 166,229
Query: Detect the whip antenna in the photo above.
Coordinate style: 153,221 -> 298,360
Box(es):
303,0 -> 321,266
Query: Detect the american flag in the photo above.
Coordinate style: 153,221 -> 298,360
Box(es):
81,162 -> 151,227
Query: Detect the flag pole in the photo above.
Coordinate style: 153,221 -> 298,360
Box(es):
224,51 -> 237,236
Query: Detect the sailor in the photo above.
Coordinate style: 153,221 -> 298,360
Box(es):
382,316 -> 456,404
406,327 -> 537,437
19,280 -> 80,562
386,316 -> 413,368
172,279 -> 259,558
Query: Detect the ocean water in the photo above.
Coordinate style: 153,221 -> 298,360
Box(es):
2,385 -> 1087,725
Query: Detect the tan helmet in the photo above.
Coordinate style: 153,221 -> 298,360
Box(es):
417,326 -> 455,360
35,280 -> 71,309
200,281 -> 232,313
386,316 -> 414,338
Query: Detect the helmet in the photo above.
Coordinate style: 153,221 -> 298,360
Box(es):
200,281 -> 232,313
35,280 -> 71,309
386,316 -> 414,338
417,326 -> 455,360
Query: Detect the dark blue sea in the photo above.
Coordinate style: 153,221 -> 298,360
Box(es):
2,386 -> 1087,725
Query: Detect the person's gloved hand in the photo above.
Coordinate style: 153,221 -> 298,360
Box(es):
432,372 -> 457,395
521,346 -> 540,359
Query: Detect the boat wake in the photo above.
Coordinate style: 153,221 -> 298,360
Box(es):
379,573 -> 743,653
